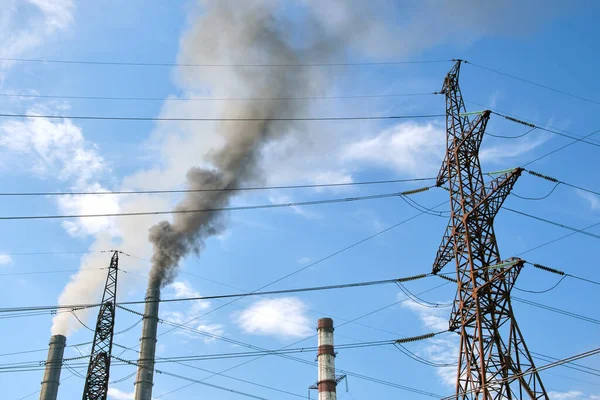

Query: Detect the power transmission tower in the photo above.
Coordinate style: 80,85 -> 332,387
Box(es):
432,60 -> 548,399
82,251 -> 119,400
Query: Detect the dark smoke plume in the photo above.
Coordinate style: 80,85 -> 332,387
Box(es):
148,0 -> 324,288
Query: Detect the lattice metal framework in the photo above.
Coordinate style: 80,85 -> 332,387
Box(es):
82,251 -> 119,400
432,60 -> 548,399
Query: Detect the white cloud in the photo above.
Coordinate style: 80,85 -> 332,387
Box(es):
0,116 -> 106,182
0,254 -> 12,265
297,257 -> 312,265
548,391 -> 586,400
107,388 -> 134,400
577,190 -> 600,211
0,114 -> 119,238
235,297 -> 312,339
160,281 -> 221,344
343,122 -> 445,175
402,299 -> 449,331
195,323 -> 225,343
401,298 -> 457,386
0,0 -> 73,77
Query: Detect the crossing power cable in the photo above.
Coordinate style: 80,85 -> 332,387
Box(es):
111,344 -> 307,399
98,202 -> 450,398
504,208 -> 600,241
124,282 -> 452,399
0,57 -> 452,68
0,338 -> 419,371
0,188 -> 434,221
522,127 -> 600,166
513,297 -> 600,325
0,112 -> 444,122
439,346 -> 600,400
0,273 -> 431,314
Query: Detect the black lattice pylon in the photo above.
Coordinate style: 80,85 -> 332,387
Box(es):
433,61 -> 548,399
82,251 -> 119,400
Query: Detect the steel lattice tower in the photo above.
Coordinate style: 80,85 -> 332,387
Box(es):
432,61 -> 548,399
82,251 -> 119,400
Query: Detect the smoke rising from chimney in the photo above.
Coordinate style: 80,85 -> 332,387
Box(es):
148,0 -> 333,288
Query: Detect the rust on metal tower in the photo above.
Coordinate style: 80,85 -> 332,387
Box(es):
432,60 -> 548,399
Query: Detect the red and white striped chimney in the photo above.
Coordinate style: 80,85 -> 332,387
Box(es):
317,318 -> 336,400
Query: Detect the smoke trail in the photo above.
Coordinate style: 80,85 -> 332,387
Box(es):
148,0 -> 327,288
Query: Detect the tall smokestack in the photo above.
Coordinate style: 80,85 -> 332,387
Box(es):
133,287 -> 160,400
317,318 -> 336,400
39,334 -> 66,400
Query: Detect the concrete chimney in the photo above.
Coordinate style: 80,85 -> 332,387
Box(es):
317,318 -> 336,400
133,286 -> 160,400
39,334 -> 66,400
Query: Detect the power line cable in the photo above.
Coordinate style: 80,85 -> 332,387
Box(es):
0,57 -> 452,68
522,127 -> 600,167
504,207 -> 600,241
513,275 -> 567,294
0,91 -> 438,102
464,61 -> 600,106
0,112 -> 444,122
511,182 -> 560,201
0,177 -> 436,197
486,127 -> 537,139
440,346 -> 600,399
517,220 -> 600,256
0,188 -> 434,221
513,297 -> 600,325
0,273 -> 430,314
491,110 -> 600,149
133,283 -> 452,399
111,344 -> 307,399
525,169 -> 600,198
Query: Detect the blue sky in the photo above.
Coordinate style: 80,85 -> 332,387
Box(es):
0,1 -> 599,399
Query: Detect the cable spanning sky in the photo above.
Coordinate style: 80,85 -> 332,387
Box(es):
0,1 -> 599,399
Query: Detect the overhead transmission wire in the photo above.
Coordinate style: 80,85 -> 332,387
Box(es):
434,273 -> 599,325
0,112 -> 444,122
115,199 -> 451,345
124,284 -> 452,399
119,251 -> 405,339
0,91 -> 438,103
0,338 -> 420,371
0,57 -> 452,67
0,176 -> 436,197
439,346 -> 600,400
111,344 -> 307,399
504,207 -> 600,241
464,99 -> 600,148
0,273 -> 431,314
464,60 -> 600,106
490,110 -> 600,149
0,187 -> 435,221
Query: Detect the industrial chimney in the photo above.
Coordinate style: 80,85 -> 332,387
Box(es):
39,334 -> 66,400
133,286 -> 160,400
317,318 -> 336,400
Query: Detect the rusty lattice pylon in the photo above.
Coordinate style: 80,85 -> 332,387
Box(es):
432,60 -> 548,399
